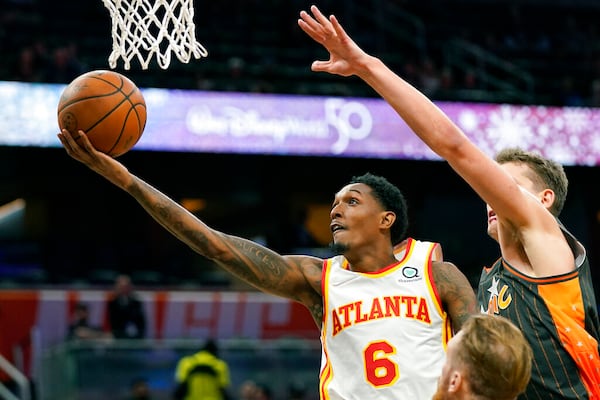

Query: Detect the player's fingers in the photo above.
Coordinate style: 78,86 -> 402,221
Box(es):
76,130 -> 99,153
63,129 -> 96,157
298,8 -> 322,31
311,61 -> 331,72
300,7 -> 333,35
298,10 -> 314,27
59,129 -> 79,147
329,15 -> 348,40
57,130 -> 83,159
57,132 -> 72,151
298,11 -> 326,41
310,5 -> 331,28
297,18 -> 321,41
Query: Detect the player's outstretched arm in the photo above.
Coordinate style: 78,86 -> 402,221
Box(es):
298,6 -> 570,276
297,6 -> 512,217
57,129 -> 324,314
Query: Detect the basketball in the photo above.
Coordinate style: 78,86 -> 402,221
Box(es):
57,70 -> 147,157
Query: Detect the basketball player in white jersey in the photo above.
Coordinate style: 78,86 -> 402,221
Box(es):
58,126 -> 477,399
297,5 -> 599,398
320,235 -> 459,399
395,237 -> 443,262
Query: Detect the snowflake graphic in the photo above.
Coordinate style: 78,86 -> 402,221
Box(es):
561,107 -> 591,134
546,142 -> 577,166
591,134 -> 600,164
486,105 -> 536,152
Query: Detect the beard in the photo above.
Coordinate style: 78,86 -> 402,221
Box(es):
329,241 -> 348,255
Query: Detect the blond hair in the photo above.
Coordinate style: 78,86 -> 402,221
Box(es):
459,314 -> 532,399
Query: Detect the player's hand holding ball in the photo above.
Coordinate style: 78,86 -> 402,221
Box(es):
57,70 -> 147,157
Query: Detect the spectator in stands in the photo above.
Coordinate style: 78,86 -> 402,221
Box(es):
286,382 -> 306,400
461,69 -> 479,92
10,39 -> 48,83
436,67 -> 456,100
238,379 -> 259,400
222,56 -> 249,92
419,58 -> 441,97
12,46 -> 40,82
253,383 -> 272,400
125,377 -> 152,400
67,302 -> 110,341
43,43 -> 85,84
173,338 -> 231,400
107,274 -> 146,339
558,75 -> 585,107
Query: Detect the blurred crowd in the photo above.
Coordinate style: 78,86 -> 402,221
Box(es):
1,0 -> 599,106
1,0 -> 600,288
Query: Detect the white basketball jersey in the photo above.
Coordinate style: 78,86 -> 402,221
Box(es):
319,238 -> 451,400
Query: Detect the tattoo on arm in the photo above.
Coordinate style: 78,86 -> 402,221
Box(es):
219,237 -> 288,287
433,262 -> 477,331
130,179 -> 322,308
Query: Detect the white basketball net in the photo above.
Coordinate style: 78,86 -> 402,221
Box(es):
102,0 -> 208,70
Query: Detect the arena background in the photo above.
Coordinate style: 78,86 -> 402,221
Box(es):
1,0 -> 599,399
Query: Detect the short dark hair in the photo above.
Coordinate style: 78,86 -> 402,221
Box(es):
203,338 -> 219,355
349,173 -> 408,245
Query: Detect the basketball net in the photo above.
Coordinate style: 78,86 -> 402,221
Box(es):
102,0 -> 208,70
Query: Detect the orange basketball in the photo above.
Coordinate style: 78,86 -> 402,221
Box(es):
57,70 -> 147,157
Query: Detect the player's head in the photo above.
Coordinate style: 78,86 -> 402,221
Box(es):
73,302 -> 90,320
202,338 -> 219,356
486,147 -> 568,240
330,173 -> 408,254
433,314 -> 532,400
114,274 -> 133,296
